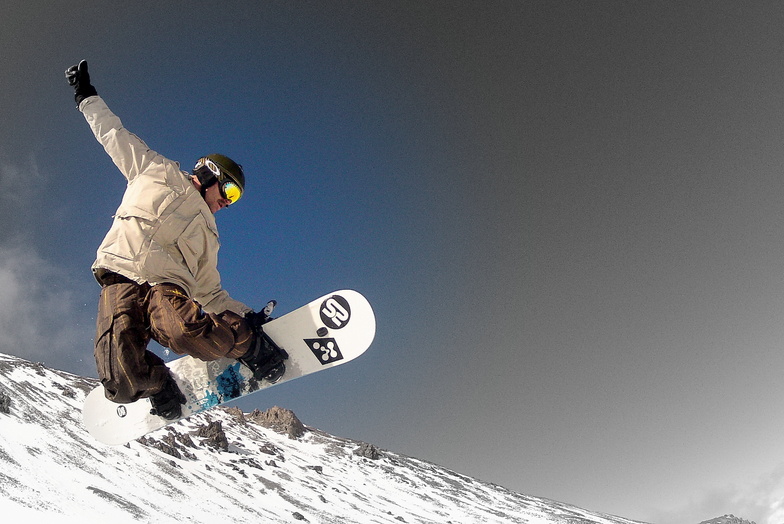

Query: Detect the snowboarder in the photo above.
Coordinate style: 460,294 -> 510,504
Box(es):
65,60 -> 287,420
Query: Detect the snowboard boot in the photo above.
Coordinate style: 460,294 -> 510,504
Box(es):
238,330 -> 288,384
149,374 -> 186,420
238,301 -> 288,383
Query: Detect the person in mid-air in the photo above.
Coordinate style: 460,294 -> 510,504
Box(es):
65,60 -> 287,420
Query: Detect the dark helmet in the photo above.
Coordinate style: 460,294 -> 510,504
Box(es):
194,154 -> 245,193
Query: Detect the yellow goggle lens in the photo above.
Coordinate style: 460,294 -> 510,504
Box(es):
221,181 -> 242,204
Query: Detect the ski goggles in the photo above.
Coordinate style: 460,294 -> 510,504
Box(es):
219,180 -> 242,205
202,158 -> 243,204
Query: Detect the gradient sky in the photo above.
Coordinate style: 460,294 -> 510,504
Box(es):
4,2 -> 784,522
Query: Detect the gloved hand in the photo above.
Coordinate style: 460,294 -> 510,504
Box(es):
246,300 -> 277,331
64,60 -> 98,107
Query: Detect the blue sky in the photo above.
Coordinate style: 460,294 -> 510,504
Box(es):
5,2 -> 784,522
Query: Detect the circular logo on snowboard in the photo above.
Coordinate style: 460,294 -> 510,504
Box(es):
116,405 -> 127,418
319,295 -> 351,329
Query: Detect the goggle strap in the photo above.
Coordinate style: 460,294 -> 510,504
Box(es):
194,165 -> 218,189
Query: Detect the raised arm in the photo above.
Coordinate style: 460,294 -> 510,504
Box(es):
66,60 -> 159,182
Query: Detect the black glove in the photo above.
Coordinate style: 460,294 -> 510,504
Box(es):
65,60 -> 98,107
246,300 -> 277,331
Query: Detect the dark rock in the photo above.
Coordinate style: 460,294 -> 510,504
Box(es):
353,442 -> 381,460
221,406 -> 247,425
248,406 -> 306,440
137,436 -> 182,459
196,421 -> 229,451
0,388 -> 10,414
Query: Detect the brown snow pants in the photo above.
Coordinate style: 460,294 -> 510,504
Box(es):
94,272 -> 254,403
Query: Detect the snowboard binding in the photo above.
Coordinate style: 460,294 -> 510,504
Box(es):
149,374 -> 186,420
238,333 -> 288,383
239,301 -> 289,383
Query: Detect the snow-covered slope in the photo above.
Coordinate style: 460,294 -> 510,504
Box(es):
0,352 -> 648,524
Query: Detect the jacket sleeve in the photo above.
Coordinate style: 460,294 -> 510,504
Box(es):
187,215 -> 253,316
79,96 -> 159,182
199,286 -> 253,317
194,264 -> 253,317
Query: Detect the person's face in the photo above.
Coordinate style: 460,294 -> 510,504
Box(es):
203,182 -> 232,214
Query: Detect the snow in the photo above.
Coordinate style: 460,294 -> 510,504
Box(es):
0,353 -> 648,524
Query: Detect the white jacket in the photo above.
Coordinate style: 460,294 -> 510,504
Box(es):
81,96 -> 251,316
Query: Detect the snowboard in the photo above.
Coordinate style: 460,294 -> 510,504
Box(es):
83,289 -> 375,445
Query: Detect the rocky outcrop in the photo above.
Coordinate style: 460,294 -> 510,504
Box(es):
247,406 -> 306,440
0,387 -> 10,414
353,442 -> 382,460
196,420 -> 230,451
699,514 -> 755,524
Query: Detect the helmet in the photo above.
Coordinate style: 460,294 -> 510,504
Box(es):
194,154 -> 245,193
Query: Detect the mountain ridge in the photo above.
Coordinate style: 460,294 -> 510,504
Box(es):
0,352 -> 737,523
699,515 -> 756,524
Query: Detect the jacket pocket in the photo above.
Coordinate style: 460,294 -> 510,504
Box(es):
101,208 -> 157,263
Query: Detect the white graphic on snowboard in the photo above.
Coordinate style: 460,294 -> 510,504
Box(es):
320,295 -> 351,329
305,338 -> 344,364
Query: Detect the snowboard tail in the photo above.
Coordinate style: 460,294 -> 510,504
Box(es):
83,289 -> 375,445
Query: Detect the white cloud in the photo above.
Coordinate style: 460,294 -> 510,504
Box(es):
0,157 -> 96,376
757,465 -> 784,524
0,156 -> 44,239
649,464 -> 784,524
0,243 -> 94,374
